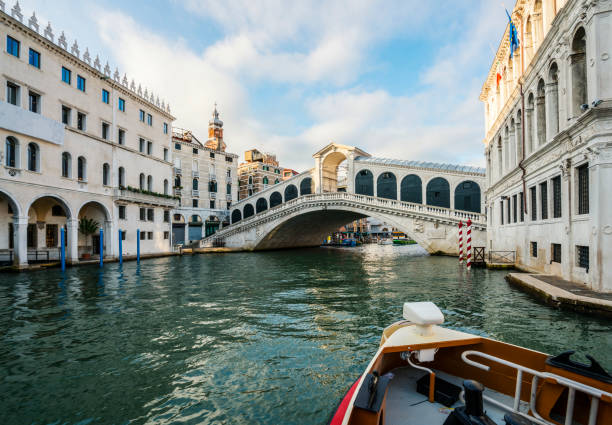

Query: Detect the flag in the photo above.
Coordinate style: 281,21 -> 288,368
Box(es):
506,9 -> 520,58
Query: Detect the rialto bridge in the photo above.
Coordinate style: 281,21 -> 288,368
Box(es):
200,143 -> 487,254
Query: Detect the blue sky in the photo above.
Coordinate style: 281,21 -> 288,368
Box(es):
19,0 -> 511,170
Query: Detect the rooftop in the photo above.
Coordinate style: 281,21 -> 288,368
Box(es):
354,156 -> 485,174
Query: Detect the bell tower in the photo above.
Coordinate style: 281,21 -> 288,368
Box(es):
205,103 -> 226,152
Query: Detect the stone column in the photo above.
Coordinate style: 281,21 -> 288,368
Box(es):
525,107 -> 533,155
66,218 -> 79,263
13,216 -> 28,267
515,117 -> 522,163
536,95 -> 546,147
105,219 -> 114,258
546,82 -> 559,140
589,146 -> 612,292
185,222 -> 190,244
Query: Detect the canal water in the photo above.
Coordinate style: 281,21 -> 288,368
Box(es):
1,245 -> 610,424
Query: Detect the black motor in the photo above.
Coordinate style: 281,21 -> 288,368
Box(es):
442,380 -> 496,425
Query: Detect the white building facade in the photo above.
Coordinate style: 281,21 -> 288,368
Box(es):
481,0 -> 612,291
0,4 -> 177,267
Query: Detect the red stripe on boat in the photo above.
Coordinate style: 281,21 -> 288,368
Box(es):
329,377 -> 361,425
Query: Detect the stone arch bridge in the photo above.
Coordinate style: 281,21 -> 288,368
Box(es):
201,143 -> 487,254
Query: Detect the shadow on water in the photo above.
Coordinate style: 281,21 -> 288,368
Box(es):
0,245 -> 610,424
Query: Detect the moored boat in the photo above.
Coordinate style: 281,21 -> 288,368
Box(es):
329,302 -> 611,425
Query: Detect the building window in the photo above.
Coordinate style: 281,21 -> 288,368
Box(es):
576,245 -> 589,271
147,175 -> 153,191
118,129 -> 125,145
226,156 -> 233,162
552,244 -> 561,263
210,200 -> 215,209
506,198 -> 511,225
163,123 -> 168,134
61,105 -> 71,125
139,208 -> 146,221
139,109 -> 145,122
163,210 -> 170,223
139,138 -> 145,153
519,192 -> 524,222
164,231 -> 169,240
552,176 -> 561,218
27,143 -> 39,172
210,152 -> 215,158
77,75 -> 86,92
139,173 -> 145,190
192,199 -> 198,208
512,194 -> 517,223
118,167 -> 125,187
174,143 -> 181,150
192,178 -> 199,191
118,205 -> 126,220
163,148 -> 168,161
102,122 -> 109,140
46,224 -> 58,248
263,176 -> 269,185
121,230 -> 126,240
147,113 -> 152,126
102,89 -> 109,104
6,81 -> 20,106
147,232 -> 153,240
530,187 -> 537,221
540,182 -> 548,220
227,183 -> 231,195
248,176 -> 253,185
140,231 -> 146,240
77,156 -> 86,181
500,200 -> 504,225
118,97 -> 125,112
61,152 -> 71,177
147,208 -> 154,221
193,148 -> 199,155
102,163 -> 110,185
6,35 -> 19,57
77,112 -> 86,131
577,164 -> 589,214
61,67 -> 71,84
28,91 -> 40,113
164,179 -> 169,195
531,242 -> 537,258
147,141 -> 152,155
29,48 -> 40,68
209,181 -> 217,192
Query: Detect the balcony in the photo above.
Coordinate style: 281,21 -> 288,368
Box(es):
209,173 -> 217,181
192,189 -> 199,197
174,167 -> 182,176
210,192 -> 216,200
173,188 -> 182,197
192,170 -> 200,178
114,188 -> 179,208
226,194 -> 232,200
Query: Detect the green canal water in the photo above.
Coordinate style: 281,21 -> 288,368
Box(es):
1,245 -> 610,424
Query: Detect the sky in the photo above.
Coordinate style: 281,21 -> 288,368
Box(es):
17,0 -> 511,171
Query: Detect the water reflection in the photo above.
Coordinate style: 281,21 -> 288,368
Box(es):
0,245 -> 610,425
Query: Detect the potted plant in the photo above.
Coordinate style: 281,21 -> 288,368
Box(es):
79,217 -> 100,259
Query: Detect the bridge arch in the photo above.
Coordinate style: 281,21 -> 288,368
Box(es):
270,191 -> 283,208
300,177 -> 313,196
400,174 -> 422,204
243,204 -> 254,219
355,169 -> 374,196
256,197 -> 268,213
426,177 -> 450,208
376,172 -> 397,200
284,184 -> 298,202
454,180 -> 481,213
321,151 -> 347,192
231,209 -> 242,224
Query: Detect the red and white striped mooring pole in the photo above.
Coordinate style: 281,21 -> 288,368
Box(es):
458,221 -> 463,264
466,219 -> 472,270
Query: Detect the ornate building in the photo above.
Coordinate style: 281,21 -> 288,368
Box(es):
170,106 -> 238,244
481,0 -> 612,291
0,3 -> 177,266
237,149 -> 284,199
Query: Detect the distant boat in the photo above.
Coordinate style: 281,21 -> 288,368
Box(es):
377,239 -> 393,245
393,238 -> 416,245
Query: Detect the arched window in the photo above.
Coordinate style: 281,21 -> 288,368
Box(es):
226,183 -> 231,195
300,178 -> 312,195
454,181 -> 481,213
426,177 -> 450,208
164,179 -> 169,195
51,205 -> 66,217
5,137 -> 18,168
503,126 -> 510,171
263,176 -> 269,185
400,175 -> 422,203
548,63 -> 559,137
175,175 -> 181,188
192,178 -> 199,190
231,209 -> 242,224
497,136 -> 503,178
526,93 -> 535,154
256,197 -> 268,213
284,184 -> 298,201
62,152 -> 71,178
118,166 -> 125,187
536,78 -> 546,147
27,142 -> 39,172
77,156 -> 86,181
355,169 -> 374,196
102,163 -> 110,185
147,175 -> 153,191
270,191 -> 282,208
243,203 -> 254,219
139,173 -> 145,190
248,176 -> 253,185
377,172 -> 397,199
275,179 -> 279,184
571,27 -> 587,118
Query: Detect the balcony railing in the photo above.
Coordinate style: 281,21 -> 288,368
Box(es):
115,188 -> 179,207
173,188 -> 182,197
192,189 -> 199,197
174,167 -> 182,175
226,194 -> 232,200
210,192 -> 216,199
209,173 -> 217,181
192,170 -> 200,178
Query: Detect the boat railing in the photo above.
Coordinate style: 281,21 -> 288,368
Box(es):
461,350 -> 611,425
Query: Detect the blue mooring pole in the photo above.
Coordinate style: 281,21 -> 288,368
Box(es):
99,228 -> 104,268
118,229 -> 123,265
60,227 -> 66,271
136,229 -> 140,264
